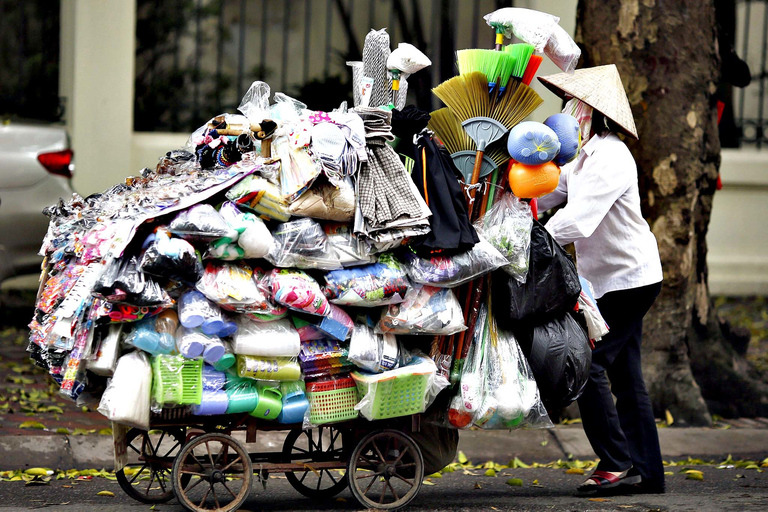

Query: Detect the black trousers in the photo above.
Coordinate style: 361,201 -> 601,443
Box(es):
577,281 -> 664,486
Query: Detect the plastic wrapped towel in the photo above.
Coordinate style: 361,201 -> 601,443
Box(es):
403,237 -> 508,288
474,193 -> 532,283
514,310 -> 591,410
208,201 -> 273,260
544,23 -> 580,74
492,220 -> 581,327
269,269 -> 331,316
225,174 -> 291,222
169,204 -> 236,242
376,285 -> 466,336
97,351 -> 151,430
288,180 -> 355,222
233,317 -> 300,357
483,7 -> 560,52
322,253 -> 411,306
348,320 -> 411,373
236,354 -> 301,381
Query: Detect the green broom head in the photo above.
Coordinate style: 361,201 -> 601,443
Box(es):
488,52 -> 516,92
457,49 -> 503,88
506,43 -> 535,79
432,71 -> 491,122
428,108 -> 474,155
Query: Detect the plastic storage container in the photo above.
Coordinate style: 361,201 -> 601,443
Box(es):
351,357 -> 435,420
305,377 -> 359,424
152,354 -> 204,405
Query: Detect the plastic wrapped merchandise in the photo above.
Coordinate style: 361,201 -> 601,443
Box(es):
352,355 -> 446,420
178,289 -> 221,329
448,306 -> 552,430
324,222 -> 375,267
514,311 -> 591,410
276,381 -> 309,424
97,351 -> 152,430
191,390 -> 229,416
236,354 -> 302,381
274,137 -> 322,202
322,253 -> 411,306
225,174 -> 291,222
126,317 -> 175,355
87,323 -> 122,376
544,23 -> 580,74
266,218 -> 341,270
577,277 -> 609,343
474,193 -> 533,283
492,220 -> 581,327
140,229 -> 204,284
208,201 -> 274,260
202,365 -> 227,391
224,375 -> 260,414
288,180 -> 356,222
293,303 -> 354,342
403,237 -> 508,288
169,204 -> 236,241
211,341 -> 237,371
269,269 -> 331,316
196,261 -> 273,313
483,7 -> 560,52
92,256 -> 171,307
232,317 -> 300,357
175,326 -> 208,359
348,320 -> 411,373
376,284 -> 466,335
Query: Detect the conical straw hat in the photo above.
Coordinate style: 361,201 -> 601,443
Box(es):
538,64 -> 638,139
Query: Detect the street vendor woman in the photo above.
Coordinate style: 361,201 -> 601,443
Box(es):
535,65 -> 665,495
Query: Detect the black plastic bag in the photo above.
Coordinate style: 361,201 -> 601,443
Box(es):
493,219 -> 580,328
515,310 -> 591,410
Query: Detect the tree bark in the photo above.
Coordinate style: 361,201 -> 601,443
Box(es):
575,0 -> 768,425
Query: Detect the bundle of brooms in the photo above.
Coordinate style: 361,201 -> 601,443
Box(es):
428,46 -> 544,382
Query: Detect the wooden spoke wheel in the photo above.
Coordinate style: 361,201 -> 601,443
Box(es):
115,427 -> 187,503
282,426 -> 349,499
172,433 -> 252,512
347,429 -> 424,510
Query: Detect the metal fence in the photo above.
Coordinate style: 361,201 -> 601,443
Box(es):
735,0 -> 768,147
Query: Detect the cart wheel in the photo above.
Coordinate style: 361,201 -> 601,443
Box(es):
172,432 -> 252,512
283,426 -> 349,499
347,429 -> 424,510
116,427 -> 188,503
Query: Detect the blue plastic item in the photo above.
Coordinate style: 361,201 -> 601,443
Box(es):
544,113 -> 580,166
506,121 -> 561,165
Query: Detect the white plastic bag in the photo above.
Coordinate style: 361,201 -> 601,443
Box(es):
483,7 -> 560,52
376,285 -> 466,335
544,23 -> 581,74
97,351 -> 152,430
474,193 -> 533,283
232,317 -> 301,357
87,324 -> 123,376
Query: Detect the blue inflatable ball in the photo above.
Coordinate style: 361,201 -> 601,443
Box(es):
544,113 -> 581,166
506,121 -> 561,165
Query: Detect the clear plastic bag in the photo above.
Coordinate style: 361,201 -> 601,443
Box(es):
474,193 -> 533,283
238,81 -> 271,125
577,278 -> 609,342
140,229 -> 204,284
376,284 -> 466,335
236,354 -> 302,381
97,351 -> 152,430
92,256 -> 172,308
324,222 -> 375,267
386,43 -> 432,75
87,323 -> 123,376
448,305 -> 552,430
348,319 -> 411,373
402,237 -> 508,288
232,316 -> 300,357
322,253 -> 411,306
225,173 -> 291,222
125,317 -> 176,355
483,7 -> 560,52
544,23 -> 580,74
202,365 -> 227,391
274,137 -> 322,202
266,218 -> 341,270
197,261 -> 271,309
169,204 -> 236,241
208,201 -> 274,260
288,180 -> 356,222
269,269 -> 332,316
175,325 -> 223,362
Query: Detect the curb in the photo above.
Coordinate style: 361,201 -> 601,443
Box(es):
1,427 -> 766,471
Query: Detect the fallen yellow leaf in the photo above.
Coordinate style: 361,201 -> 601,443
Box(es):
96,491 -> 114,497
565,468 -> 585,475
484,469 -> 496,477
589,498 -> 614,502
665,409 -> 674,426
457,451 -> 468,464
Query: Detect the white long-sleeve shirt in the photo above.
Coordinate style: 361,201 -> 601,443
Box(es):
537,132 -> 663,299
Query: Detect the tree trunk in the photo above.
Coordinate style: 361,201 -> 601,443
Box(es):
575,0 -> 768,425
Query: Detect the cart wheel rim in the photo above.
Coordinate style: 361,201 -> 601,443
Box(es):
347,429 -> 424,510
283,426 -> 349,499
172,432 -> 252,512
116,428 -> 186,504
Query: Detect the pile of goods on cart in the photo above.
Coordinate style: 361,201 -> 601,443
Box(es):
26,6 -> 609,511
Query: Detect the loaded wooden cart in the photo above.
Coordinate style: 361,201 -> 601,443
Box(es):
27,7 -> 601,512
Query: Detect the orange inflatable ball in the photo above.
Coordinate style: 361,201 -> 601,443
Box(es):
508,161 -> 561,199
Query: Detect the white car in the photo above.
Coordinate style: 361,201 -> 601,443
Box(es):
0,121 -> 75,282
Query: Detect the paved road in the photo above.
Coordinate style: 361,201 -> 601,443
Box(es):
0,464 -> 766,511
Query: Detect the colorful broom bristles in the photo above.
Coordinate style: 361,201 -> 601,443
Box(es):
522,55 -> 543,86
490,80 -> 543,129
456,49 -> 515,92
432,71 -> 491,122
505,43 -> 535,79
429,108 -> 509,169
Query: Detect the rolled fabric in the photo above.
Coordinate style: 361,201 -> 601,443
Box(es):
233,317 -> 300,357
191,390 -> 229,416
236,355 -> 301,381
226,386 -> 259,414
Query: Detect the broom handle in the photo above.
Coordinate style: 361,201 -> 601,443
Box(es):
467,140 -> 487,218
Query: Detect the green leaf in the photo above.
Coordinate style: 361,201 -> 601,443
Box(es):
19,420 -> 45,430
457,451 -> 468,464
506,478 -> 523,487
56,428 -> 70,435
484,469 -> 496,477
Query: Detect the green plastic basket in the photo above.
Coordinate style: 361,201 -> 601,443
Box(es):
305,377 -> 359,425
351,358 -> 434,420
152,355 -> 203,406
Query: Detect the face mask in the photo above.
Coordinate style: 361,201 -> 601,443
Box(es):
562,98 -> 593,145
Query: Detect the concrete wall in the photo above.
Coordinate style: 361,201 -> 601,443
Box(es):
58,0 -> 767,296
